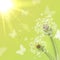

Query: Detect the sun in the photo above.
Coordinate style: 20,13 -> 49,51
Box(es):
0,0 -> 14,14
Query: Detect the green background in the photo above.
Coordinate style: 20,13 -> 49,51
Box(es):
0,0 -> 60,60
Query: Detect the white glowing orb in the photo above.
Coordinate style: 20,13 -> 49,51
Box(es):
0,0 -> 14,14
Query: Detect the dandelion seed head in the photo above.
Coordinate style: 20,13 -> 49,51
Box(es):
34,7 -> 57,36
30,36 -> 47,56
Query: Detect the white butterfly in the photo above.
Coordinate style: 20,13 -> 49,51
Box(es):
20,9 -> 29,16
55,30 -> 60,40
9,30 -> 17,38
24,37 -> 28,41
16,44 -> 26,55
44,7 -> 55,17
32,0 -> 40,5
0,47 -> 7,56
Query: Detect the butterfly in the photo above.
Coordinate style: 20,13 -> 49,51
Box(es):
9,30 -> 17,38
0,47 -> 7,56
16,44 -> 26,55
20,9 -> 29,16
32,0 -> 40,5
55,30 -> 60,40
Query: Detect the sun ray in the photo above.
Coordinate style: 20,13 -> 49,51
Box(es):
4,15 -> 13,31
0,0 -> 32,34
0,0 -> 15,34
1,15 -> 6,34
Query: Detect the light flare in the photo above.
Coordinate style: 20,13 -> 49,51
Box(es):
0,0 -> 14,14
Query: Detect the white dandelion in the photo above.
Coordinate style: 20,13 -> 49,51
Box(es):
29,36 -> 53,60
30,36 -> 47,56
34,7 -> 57,37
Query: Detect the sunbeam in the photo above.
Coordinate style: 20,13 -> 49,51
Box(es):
0,0 -> 31,34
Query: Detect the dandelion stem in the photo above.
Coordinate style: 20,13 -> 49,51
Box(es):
41,47 -> 54,60
44,50 -> 54,60
49,36 -> 57,60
